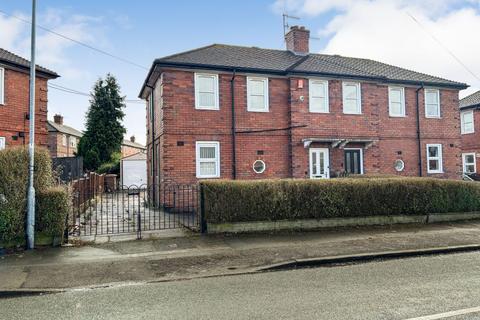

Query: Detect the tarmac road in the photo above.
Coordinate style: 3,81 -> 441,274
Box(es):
2,251 -> 480,320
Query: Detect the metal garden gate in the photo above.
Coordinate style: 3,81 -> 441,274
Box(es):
69,182 -> 200,238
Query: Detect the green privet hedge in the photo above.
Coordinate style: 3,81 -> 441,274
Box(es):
36,187 -> 70,237
201,178 -> 480,224
0,147 -> 69,243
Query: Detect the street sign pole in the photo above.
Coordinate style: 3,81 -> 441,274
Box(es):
26,0 -> 37,250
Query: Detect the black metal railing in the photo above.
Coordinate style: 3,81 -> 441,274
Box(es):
69,181 -> 200,238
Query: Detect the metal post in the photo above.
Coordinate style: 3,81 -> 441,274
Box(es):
26,0 -> 37,250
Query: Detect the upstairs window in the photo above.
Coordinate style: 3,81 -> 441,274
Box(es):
425,89 -> 440,118
388,86 -> 405,117
0,137 -> 5,150
342,82 -> 361,114
0,67 -> 4,105
247,77 -> 269,112
426,144 -> 443,173
309,79 -> 329,113
62,134 -> 67,146
196,141 -> 220,178
461,110 -> 474,134
194,73 -> 219,110
70,137 -> 77,148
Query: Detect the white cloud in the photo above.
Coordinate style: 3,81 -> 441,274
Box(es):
274,0 -> 480,97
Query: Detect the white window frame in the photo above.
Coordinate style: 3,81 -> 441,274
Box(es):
62,134 -> 67,146
342,82 -> 361,114
247,76 -> 269,112
344,148 -> 364,174
309,79 -> 329,113
388,86 -> 405,117
462,152 -> 476,174
426,144 -> 443,174
424,89 -> 441,118
0,137 -> 5,150
194,73 -> 219,110
0,67 -> 4,105
196,141 -> 220,178
461,109 -> 474,134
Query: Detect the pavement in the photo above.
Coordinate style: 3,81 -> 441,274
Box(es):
2,251 -> 480,319
1,221 -> 480,291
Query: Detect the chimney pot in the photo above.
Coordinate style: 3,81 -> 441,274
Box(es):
53,114 -> 63,125
130,135 -> 135,143
285,25 -> 310,54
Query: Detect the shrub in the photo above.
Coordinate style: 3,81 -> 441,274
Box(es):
201,178 -> 480,224
36,187 -> 70,237
0,147 -> 54,242
97,152 -> 121,175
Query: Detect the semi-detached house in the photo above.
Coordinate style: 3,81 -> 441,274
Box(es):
459,90 -> 480,177
139,26 -> 467,185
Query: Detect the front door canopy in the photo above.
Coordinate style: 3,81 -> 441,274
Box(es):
302,138 -> 377,149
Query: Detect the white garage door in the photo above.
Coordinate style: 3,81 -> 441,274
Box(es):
121,160 -> 147,187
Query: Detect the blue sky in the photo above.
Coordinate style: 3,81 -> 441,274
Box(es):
1,0 -> 480,144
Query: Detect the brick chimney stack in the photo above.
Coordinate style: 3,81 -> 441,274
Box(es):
285,25 -> 310,54
53,114 -> 63,125
130,135 -> 136,143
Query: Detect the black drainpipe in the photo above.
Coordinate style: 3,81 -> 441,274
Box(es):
230,70 -> 237,179
415,84 -> 424,177
146,84 -> 156,199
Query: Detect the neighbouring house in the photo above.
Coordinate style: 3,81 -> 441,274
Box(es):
459,90 -> 480,177
47,114 -> 82,157
121,136 -> 147,157
47,114 -> 145,158
139,25 -> 467,186
0,48 -> 59,150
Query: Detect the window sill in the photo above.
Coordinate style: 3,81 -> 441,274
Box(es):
247,109 -> 269,113
425,116 -> 442,119
461,131 -> 475,135
309,110 -> 330,114
195,107 -> 219,111
427,171 -> 444,174
342,112 -> 362,115
196,176 -> 220,179
389,114 -> 406,118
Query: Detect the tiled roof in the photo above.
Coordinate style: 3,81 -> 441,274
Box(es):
122,139 -> 146,150
140,44 -> 467,97
460,90 -> 480,109
0,48 -> 59,78
47,120 -> 83,137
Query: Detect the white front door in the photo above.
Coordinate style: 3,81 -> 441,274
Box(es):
309,148 -> 330,179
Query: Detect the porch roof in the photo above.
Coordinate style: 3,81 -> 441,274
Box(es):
302,138 -> 377,149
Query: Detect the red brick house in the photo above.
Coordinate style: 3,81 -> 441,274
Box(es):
139,26 -> 467,185
459,90 -> 480,176
47,114 -> 82,157
0,48 -> 59,150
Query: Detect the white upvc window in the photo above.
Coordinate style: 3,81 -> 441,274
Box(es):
0,137 -> 5,150
388,86 -> 405,117
247,76 -> 269,112
461,109 -> 474,134
309,79 -> 329,113
426,144 -> 443,173
342,82 -> 361,114
70,137 -> 77,148
62,134 -> 67,146
194,73 -> 219,110
0,67 -> 4,105
462,153 -> 476,174
425,89 -> 440,118
196,141 -> 220,178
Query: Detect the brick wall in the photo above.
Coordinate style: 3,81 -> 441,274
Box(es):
0,67 -> 49,148
48,132 -> 78,157
146,69 -> 462,184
